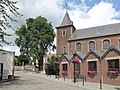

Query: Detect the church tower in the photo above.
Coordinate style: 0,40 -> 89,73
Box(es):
56,12 -> 76,55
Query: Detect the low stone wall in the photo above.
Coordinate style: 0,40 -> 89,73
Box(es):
14,65 -> 33,71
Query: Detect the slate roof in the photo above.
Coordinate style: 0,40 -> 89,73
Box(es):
92,50 -> 104,57
84,50 -> 104,60
101,46 -> 120,59
56,12 -> 73,28
64,55 -> 73,61
61,47 -> 120,62
69,23 -> 120,41
75,52 -> 86,60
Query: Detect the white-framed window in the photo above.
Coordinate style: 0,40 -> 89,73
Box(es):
89,41 -> 95,51
103,39 -> 110,50
88,61 -> 97,71
108,59 -> 119,71
62,30 -> 66,36
76,43 -> 82,52
62,64 -> 67,71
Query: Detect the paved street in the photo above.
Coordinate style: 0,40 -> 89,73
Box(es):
0,71 -> 120,90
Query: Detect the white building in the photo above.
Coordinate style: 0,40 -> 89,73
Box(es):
0,49 -> 15,80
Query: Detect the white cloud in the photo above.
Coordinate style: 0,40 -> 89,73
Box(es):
17,0 -> 66,27
69,1 -> 120,29
2,0 -> 120,55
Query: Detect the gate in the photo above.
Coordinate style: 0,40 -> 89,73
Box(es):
0,63 -> 3,80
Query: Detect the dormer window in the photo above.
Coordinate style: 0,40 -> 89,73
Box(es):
62,30 -> 66,36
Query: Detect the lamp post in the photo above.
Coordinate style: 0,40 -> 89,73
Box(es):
100,60 -> 102,89
100,59 -> 102,89
97,33 -> 102,89
73,53 -> 76,83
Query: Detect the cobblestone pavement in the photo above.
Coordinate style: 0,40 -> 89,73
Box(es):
0,71 -> 120,90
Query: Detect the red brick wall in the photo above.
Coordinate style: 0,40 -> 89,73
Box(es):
58,25 -> 120,85
68,35 -> 120,55
102,51 -> 120,85
83,54 -> 101,83
70,56 -> 83,79
60,58 -> 70,79
56,26 -> 75,55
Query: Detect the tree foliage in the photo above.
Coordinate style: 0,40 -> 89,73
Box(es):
14,55 -> 29,66
45,56 -> 60,75
15,16 -> 56,70
0,0 -> 21,46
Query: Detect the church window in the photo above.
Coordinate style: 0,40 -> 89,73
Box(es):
89,41 -> 95,51
103,39 -> 110,50
76,43 -> 82,52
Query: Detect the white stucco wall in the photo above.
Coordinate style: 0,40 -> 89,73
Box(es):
0,50 -> 14,76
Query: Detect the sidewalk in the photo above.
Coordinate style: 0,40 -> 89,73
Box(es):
40,72 -> 120,90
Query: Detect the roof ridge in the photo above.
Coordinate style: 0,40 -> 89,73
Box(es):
77,22 -> 120,31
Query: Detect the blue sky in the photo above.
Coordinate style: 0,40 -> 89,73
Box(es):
63,0 -> 120,12
2,0 -> 120,55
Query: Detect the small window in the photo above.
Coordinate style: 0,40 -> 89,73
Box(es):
108,59 -> 119,71
89,41 -> 95,51
88,61 -> 97,71
76,43 -> 82,52
103,39 -> 110,50
62,30 -> 66,36
75,63 -> 80,71
62,64 -> 67,71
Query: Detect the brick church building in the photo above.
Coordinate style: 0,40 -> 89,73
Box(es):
56,12 -> 120,85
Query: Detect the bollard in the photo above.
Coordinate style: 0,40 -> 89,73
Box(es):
83,78 -> 84,86
100,79 -> 102,89
64,74 -> 65,81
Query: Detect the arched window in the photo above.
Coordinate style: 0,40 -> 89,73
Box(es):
62,30 -> 66,36
76,43 -> 82,52
89,41 -> 95,51
103,39 -> 110,50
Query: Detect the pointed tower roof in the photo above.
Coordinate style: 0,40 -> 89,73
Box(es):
61,12 -> 73,26
56,12 -> 73,28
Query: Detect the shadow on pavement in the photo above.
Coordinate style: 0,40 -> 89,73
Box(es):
114,87 -> 120,90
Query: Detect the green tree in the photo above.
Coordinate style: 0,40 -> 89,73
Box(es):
15,16 -> 56,70
45,56 -> 60,75
0,0 -> 21,46
18,54 -> 29,66
14,56 -> 20,66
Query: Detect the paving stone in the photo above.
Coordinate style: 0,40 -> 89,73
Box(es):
0,71 -> 120,90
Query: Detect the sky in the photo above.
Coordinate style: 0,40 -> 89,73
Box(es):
2,0 -> 120,55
